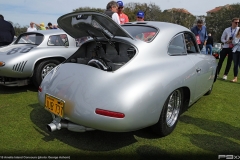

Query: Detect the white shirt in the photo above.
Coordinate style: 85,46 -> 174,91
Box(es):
221,26 -> 239,48
112,13 -> 120,24
27,27 -> 37,32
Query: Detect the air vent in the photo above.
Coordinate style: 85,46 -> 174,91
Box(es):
136,22 -> 147,24
12,61 -> 27,72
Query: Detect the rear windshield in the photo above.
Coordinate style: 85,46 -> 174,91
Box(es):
122,25 -> 158,42
14,33 -> 44,45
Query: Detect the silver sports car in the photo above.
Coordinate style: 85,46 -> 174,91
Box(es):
0,30 -> 79,87
38,11 -> 217,137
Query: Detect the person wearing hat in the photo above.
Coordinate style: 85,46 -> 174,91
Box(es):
135,11 -> 156,41
104,1 -> 120,24
136,11 -> 144,21
117,1 -> 129,24
0,14 -> 15,46
31,22 -> 46,30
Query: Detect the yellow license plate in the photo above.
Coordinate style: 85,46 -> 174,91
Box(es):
45,94 -> 64,117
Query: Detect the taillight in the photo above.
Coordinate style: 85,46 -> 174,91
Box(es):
95,108 -> 125,118
0,61 -> 5,67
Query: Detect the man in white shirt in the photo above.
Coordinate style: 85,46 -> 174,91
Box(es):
104,1 -> 120,24
27,22 -> 37,32
217,17 -> 239,80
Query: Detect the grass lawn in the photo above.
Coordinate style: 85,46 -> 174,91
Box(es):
0,60 -> 239,160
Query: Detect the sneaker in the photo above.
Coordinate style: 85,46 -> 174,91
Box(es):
223,75 -> 227,80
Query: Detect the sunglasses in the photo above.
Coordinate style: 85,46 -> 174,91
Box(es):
118,7 -> 123,9
234,22 -> 239,24
137,17 -> 143,19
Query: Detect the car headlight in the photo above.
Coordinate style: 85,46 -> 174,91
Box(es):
0,61 -> 5,67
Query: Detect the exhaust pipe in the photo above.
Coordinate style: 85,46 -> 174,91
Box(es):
47,121 -> 94,132
47,123 -> 58,132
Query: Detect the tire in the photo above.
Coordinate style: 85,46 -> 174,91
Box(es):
205,84 -> 213,95
32,59 -> 60,88
151,89 -> 183,137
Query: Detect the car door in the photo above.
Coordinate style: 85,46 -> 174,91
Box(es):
183,32 -> 213,100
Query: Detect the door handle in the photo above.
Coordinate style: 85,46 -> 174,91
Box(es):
196,68 -> 201,72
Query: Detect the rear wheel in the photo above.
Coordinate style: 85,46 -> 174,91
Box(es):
32,59 -> 60,88
151,89 -> 183,137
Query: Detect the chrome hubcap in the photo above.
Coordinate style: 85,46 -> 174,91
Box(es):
166,90 -> 182,127
41,63 -> 57,79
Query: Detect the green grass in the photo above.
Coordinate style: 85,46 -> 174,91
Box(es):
0,60 -> 239,160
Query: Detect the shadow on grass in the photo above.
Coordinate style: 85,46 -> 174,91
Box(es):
216,78 -> 240,84
182,134 -> 240,154
0,84 -> 37,94
136,145 -> 216,160
29,103 -> 160,152
180,115 -> 240,140
136,145 -> 171,160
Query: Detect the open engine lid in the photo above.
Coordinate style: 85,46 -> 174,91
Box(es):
57,11 -> 134,40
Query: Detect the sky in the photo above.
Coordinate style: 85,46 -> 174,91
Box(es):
0,0 -> 239,27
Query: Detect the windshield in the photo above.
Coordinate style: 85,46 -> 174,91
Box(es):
15,33 -> 44,45
121,25 -> 158,42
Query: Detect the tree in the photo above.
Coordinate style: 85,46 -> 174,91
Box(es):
206,3 -> 240,42
160,9 -> 195,29
74,2 -> 162,22
124,2 -> 162,21
73,7 -> 104,13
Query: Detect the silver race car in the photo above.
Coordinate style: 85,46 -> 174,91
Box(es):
0,30 -> 79,87
38,11 -> 217,137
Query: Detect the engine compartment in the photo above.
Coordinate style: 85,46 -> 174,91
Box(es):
66,40 -> 136,71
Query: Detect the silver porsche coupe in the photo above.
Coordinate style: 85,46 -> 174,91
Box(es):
38,11 -> 217,137
0,30 -> 79,87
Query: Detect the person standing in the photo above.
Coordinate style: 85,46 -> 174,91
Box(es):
104,1 -> 120,24
191,19 -> 208,52
217,17 -> 239,80
0,14 -> 15,46
231,28 -> 240,82
27,22 -> 37,32
136,10 -> 144,21
48,22 -> 53,29
206,33 -> 213,55
53,24 -> 58,29
117,1 -> 129,24
135,11 -> 155,41
32,22 -> 46,30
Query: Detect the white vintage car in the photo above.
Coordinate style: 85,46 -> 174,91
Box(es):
0,30 -> 80,87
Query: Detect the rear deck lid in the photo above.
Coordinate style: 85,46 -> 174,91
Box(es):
57,11 -> 134,40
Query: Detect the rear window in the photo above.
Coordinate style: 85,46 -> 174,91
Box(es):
48,34 -> 68,46
15,33 -> 43,45
122,25 -> 158,42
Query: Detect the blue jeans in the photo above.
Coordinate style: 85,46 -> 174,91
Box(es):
206,44 -> 212,55
232,51 -> 240,77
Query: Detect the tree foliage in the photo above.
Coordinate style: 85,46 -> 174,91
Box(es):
123,2 -> 162,21
73,7 -> 104,13
206,3 -> 240,42
9,2 -> 240,40
160,9 -> 196,29
13,23 -> 28,37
